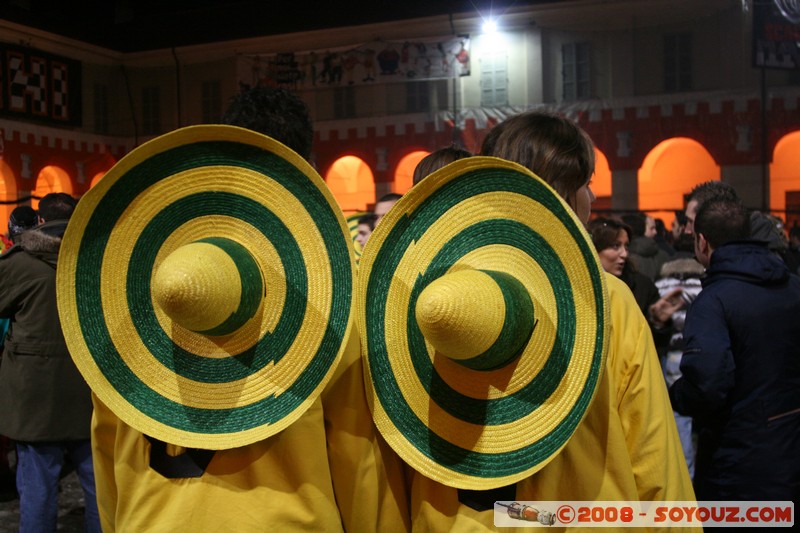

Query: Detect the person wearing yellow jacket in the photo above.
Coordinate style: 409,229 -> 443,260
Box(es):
358,110 -> 696,532
402,273 -> 694,531
56,109 -> 410,531
89,330 -> 409,532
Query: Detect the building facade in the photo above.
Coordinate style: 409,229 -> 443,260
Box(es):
1,0 -> 799,228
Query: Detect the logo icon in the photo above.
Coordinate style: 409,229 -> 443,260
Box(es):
496,502 -> 556,525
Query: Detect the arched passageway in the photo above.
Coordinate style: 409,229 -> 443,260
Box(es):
591,148 -> 612,215
325,155 -> 375,213
0,160 -> 18,231
771,130 -> 800,229
639,137 -> 720,226
32,165 -> 73,210
393,150 -> 429,194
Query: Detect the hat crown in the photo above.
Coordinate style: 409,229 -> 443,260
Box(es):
415,269 -> 534,371
152,238 -> 263,336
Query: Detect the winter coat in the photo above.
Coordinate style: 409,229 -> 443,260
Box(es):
628,236 -> 670,281
620,266 -> 659,319
0,221 -> 93,442
669,241 -> 800,501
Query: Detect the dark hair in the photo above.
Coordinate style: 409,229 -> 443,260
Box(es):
790,225 -> 800,241
480,110 -> 595,203
587,217 -> 632,253
412,146 -> 472,186
221,84 -> 313,160
654,217 -> 667,239
357,213 -> 377,231
37,192 -> 77,222
8,205 -> 38,240
620,212 -> 646,238
694,196 -> 749,249
687,180 -> 739,209
673,232 -> 695,253
377,192 -> 402,204
674,209 -> 688,226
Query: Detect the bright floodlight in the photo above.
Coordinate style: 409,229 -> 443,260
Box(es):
483,19 -> 497,34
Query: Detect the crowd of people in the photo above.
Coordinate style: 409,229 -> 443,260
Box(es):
0,85 -> 797,532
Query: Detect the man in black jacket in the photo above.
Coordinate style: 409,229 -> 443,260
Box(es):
669,196 -> 800,501
0,193 -> 100,532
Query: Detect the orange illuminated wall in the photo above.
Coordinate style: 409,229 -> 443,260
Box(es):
90,172 -> 106,188
592,148 -> 611,212
770,131 -> 800,223
1,160 -> 18,233
394,150 -> 429,194
32,165 -> 73,210
639,137 -> 720,226
325,155 -> 375,213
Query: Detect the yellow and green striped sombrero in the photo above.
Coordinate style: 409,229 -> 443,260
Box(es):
357,156 -> 609,490
346,211 -> 369,260
57,125 -> 354,450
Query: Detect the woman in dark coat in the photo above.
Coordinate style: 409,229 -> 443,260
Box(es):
587,217 -> 659,318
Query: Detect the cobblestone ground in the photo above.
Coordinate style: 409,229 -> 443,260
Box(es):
0,471 -> 86,533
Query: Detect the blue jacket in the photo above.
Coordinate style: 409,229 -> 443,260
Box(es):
669,241 -> 800,501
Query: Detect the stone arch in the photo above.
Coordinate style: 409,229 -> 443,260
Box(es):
32,165 -> 74,210
324,155 -> 375,213
90,171 -> 107,188
393,150 -> 430,194
0,159 -> 18,232
770,130 -> 800,229
639,137 -> 720,226
592,147 -> 612,213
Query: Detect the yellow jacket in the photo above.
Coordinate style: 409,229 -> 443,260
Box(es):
404,274 -> 697,532
91,329 -> 410,533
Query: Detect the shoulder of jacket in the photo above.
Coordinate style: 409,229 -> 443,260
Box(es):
0,245 -> 24,261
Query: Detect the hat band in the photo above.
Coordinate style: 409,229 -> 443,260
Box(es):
462,270 -> 534,371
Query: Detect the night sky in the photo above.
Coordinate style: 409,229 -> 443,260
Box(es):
1,0 -> 540,52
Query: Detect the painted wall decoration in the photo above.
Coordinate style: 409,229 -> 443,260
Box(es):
246,35 -> 470,89
0,44 -> 82,126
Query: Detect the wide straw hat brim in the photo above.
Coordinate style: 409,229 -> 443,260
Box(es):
57,125 -> 354,450
357,156 -> 609,490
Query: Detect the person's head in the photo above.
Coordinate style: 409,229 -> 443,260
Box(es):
587,217 -> 632,277
355,213 -> 376,249
620,212 -> 646,239
480,110 -> 596,224
7,205 -> 39,243
374,193 -> 402,226
766,214 -> 788,245
672,210 -> 687,241
749,211 -> 788,253
645,216 -> 659,239
221,84 -> 313,160
412,146 -> 473,186
37,192 -> 77,222
684,181 -> 739,236
693,196 -> 749,267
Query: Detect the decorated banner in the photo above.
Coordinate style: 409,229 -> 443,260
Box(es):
246,35 -> 470,90
0,44 -> 82,126
753,0 -> 800,69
